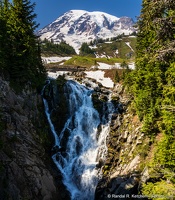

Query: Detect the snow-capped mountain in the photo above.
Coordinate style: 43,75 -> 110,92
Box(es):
38,10 -> 135,53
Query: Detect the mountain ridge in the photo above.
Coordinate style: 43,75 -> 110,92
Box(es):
38,10 -> 135,53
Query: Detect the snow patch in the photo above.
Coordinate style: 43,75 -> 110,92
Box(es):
125,42 -> 134,52
42,56 -> 71,64
85,70 -> 114,88
97,63 -> 113,69
128,63 -> 135,69
91,62 -> 135,70
47,71 -> 69,79
129,36 -> 136,38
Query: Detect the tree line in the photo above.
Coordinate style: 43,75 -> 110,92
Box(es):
41,39 -> 95,57
89,32 -> 137,46
0,0 -> 46,89
41,38 -> 76,56
125,0 -> 175,195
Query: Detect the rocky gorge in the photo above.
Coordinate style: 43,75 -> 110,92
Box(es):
0,70 -> 149,200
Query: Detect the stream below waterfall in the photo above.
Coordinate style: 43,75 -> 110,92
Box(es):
42,79 -> 115,200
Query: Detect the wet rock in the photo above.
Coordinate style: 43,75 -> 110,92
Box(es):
96,158 -> 105,168
113,83 -> 123,94
51,145 -> 65,154
99,94 -> 108,102
111,113 -> 118,120
94,86 -> 101,92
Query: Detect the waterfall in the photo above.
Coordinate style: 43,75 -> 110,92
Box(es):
42,80 -> 114,200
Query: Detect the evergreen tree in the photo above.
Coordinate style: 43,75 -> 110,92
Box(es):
114,70 -> 120,83
41,39 -> 76,56
0,0 -> 46,87
59,41 -> 76,55
79,42 -> 94,56
126,0 -> 175,195
130,0 -> 175,129
0,0 -> 10,75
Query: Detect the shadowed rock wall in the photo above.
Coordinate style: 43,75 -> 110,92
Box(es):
0,77 -> 69,200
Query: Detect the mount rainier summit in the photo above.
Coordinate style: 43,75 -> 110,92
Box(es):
38,10 -> 135,52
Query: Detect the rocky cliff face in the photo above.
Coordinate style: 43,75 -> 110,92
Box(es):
0,77 -> 69,200
95,83 -> 149,199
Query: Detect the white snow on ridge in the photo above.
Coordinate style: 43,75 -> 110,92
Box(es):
68,10 -> 120,28
68,10 -> 87,22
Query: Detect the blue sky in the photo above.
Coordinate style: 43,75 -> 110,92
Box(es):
31,0 -> 142,29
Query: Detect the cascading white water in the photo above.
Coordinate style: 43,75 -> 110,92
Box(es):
42,80 -> 114,200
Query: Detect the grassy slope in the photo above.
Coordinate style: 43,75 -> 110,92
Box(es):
64,36 -> 136,68
94,37 -> 136,59
64,56 -> 124,68
43,36 -> 137,69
